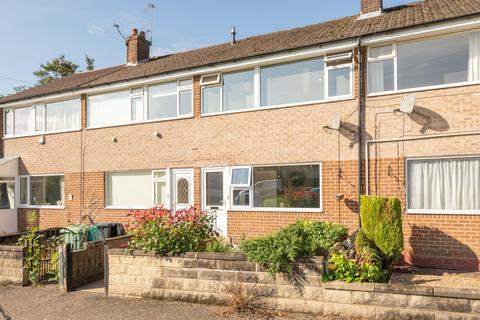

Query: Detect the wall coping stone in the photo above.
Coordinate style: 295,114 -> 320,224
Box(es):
0,245 -> 25,252
323,281 -> 375,292
109,249 -> 324,263
375,283 -> 434,296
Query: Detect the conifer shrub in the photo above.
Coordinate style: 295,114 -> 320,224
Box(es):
360,195 -> 403,265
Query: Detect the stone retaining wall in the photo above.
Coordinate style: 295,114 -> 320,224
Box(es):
108,250 -> 480,319
0,245 -> 26,286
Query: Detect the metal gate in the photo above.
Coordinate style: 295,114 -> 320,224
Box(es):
28,228 -> 64,282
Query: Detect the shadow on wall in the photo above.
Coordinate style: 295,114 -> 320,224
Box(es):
339,122 -> 373,149
408,106 -> 450,134
407,224 -> 479,271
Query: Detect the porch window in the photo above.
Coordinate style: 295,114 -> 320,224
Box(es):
153,170 -> 168,206
407,157 -> 480,212
0,178 -> 15,209
19,175 -> 64,207
106,171 -> 152,208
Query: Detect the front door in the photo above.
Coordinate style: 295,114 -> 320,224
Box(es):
202,168 -> 228,236
172,169 -> 194,212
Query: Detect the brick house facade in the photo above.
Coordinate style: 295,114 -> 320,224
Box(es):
1,0 -> 480,271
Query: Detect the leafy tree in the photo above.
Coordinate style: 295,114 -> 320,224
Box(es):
33,54 -> 79,85
85,54 -> 95,71
13,85 -> 28,93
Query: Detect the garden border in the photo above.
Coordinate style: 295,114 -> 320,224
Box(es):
108,249 -> 480,319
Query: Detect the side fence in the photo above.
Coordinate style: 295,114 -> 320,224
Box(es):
59,235 -> 131,292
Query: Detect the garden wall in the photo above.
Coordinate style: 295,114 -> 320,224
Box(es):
109,250 -> 480,319
0,245 -> 26,286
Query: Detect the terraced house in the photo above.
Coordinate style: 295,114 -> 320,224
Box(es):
1,0 -> 480,271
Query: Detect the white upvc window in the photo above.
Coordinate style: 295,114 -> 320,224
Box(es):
201,53 -> 353,116
368,31 -> 480,94
4,99 -> 80,137
229,163 -> 322,211
406,156 -> 480,214
153,170 -> 169,208
147,79 -> 193,120
105,171 -> 152,209
130,87 -> 144,122
18,174 -> 65,208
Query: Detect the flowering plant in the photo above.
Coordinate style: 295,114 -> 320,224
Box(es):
127,206 -> 216,254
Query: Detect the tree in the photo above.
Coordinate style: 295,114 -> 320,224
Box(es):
33,54 -> 79,85
13,85 -> 28,93
85,54 -> 95,71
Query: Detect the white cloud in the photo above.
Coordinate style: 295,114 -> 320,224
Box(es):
88,25 -> 107,36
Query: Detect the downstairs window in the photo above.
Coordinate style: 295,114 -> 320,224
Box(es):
407,157 -> 480,212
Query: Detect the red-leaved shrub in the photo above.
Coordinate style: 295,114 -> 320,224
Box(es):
127,206 -> 216,254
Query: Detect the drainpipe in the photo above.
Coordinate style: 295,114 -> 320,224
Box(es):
365,130 -> 480,195
357,37 -> 363,228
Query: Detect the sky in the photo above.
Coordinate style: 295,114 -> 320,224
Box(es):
0,0 -> 409,96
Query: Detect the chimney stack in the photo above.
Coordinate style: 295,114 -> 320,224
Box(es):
126,28 -> 151,65
360,0 -> 383,18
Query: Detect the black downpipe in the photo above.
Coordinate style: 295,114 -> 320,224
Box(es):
357,37 -> 363,229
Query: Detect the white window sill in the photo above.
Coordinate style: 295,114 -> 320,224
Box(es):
86,114 -> 194,130
367,80 -> 480,97
18,205 -> 65,210
201,96 -> 355,117
104,206 -> 149,210
3,128 -> 81,140
228,207 -> 323,213
406,209 -> 480,215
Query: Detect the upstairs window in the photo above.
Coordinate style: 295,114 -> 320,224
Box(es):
88,90 -> 141,128
261,58 -> 325,106
202,70 -> 254,114
148,79 -> 193,120
46,99 -> 81,131
368,32 -> 479,94
5,98 -> 80,136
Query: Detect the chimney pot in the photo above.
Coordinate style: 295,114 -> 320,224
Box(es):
126,27 -> 150,65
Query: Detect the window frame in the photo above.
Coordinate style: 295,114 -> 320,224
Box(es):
326,62 -> 354,99
228,163 -> 323,212
4,99 -> 81,138
152,169 -> 170,209
201,54 -> 354,117
405,155 -> 480,215
367,30 -> 480,96
18,173 -> 65,209
146,79 -> 194,122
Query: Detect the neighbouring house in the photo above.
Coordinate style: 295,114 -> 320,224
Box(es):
1,0 -> 480,270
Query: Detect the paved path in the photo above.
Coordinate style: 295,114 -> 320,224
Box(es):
0,285 -> 340,320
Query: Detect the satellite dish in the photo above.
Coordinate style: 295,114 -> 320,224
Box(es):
330,112 -> 342,130
399,94 -> 416,114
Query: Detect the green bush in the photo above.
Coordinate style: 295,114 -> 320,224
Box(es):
205,238 -> 236,253
324,252 -> 384,283
360,195 -> 403,264
240,220 -> 347,275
